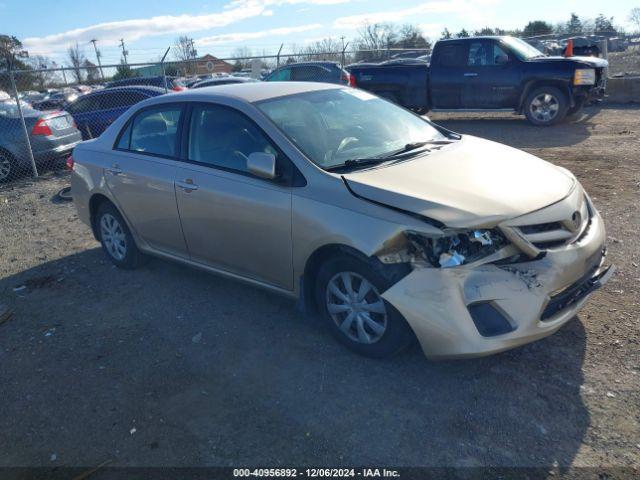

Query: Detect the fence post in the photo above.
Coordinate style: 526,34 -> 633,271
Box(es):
8,66 -> 38,179
276,43 -> 283,68
160,47 -> 170,94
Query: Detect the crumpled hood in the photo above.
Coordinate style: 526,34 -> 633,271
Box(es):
343,135 -> 575,228
529,56 -> 608,68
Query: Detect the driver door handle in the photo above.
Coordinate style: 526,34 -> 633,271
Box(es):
177,179 -> 198,192
463,72 -> 478,77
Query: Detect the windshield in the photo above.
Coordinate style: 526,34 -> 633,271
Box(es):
501,36 -> 545,60
256,88 -> 446,169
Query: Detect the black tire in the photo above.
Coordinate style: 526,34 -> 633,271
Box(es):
0,152 -> 15,183
566,98 -> 585,118
315,255 -> 414,358
96,202 -> 146,269
524,86 -> 568,126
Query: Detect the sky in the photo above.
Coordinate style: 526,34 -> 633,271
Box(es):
2,0 -> 638,65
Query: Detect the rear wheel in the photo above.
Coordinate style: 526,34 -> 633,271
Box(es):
96,202 -> 146,269
315,255 -> 414,358
524,86 -> 568,126
0,152 -> 15,183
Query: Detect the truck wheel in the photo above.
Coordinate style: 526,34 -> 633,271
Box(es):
566,98 -> 585,118
524,86 -> 568,126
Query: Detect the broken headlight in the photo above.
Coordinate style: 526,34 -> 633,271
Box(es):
378,229 -> 509,268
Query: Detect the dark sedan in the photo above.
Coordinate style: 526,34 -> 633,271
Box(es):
106,76 -> 185,91
0,101 -> 81,182
64,85 -> 166,140
264,62 -> 354,86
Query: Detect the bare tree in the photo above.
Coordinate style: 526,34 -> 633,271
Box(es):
67,42 -> 85,83
27,55 -> 56,89
300,38 -> 342,62
83,59 -> 100,83
174,35 -> 196,74
356,22 -> 396,56
231,46 -> 253,71
630,7 -> 640,32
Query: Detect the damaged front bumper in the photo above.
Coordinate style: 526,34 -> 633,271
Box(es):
381,209 -> 614,359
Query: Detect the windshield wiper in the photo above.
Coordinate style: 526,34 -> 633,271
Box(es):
325,140 -> 453,172
325,157 -> 391,172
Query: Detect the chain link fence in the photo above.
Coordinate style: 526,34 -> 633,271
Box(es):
0,34 -> 638,187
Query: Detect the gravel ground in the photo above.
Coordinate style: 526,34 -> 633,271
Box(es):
0,105 -> 638,475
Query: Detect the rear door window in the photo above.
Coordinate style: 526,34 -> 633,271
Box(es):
292,66 -> 326,81
268,67 -> 291,81
128,105 -> 182,157
438,44 -> 467,67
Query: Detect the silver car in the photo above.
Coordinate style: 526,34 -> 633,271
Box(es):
71,82 -> 614,359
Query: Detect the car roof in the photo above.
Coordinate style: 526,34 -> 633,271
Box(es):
438,36 -> 512,43
84,85 -> 166,96
160,81 -> 342,103
277,61 -> 340,67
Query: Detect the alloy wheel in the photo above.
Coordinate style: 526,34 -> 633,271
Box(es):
530,93 -> 560,123
0,156 -> 12,182
325,271 -> 388,344
100,213 -> 127,261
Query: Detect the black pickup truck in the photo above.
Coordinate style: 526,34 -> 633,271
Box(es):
347,36 -> 608,126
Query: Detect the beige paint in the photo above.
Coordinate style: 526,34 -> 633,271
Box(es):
71,83 -> 613,359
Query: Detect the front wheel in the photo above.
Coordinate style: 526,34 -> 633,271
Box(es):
524,86 -> 568,126
315,255 -> 414,358
566,98 -> 585,118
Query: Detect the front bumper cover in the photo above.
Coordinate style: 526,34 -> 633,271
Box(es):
381,209 -> 613,359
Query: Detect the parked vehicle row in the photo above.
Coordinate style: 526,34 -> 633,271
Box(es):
1,35 -> 611,183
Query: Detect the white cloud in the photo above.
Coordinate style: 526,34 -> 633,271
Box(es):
197,24 -> 323,45
21,0 -> 349,55
418,23 -> 445,40
333,0 -> 499,30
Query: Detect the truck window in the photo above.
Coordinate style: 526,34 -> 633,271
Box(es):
438,44 -> 467,67
468,41 -> 510,66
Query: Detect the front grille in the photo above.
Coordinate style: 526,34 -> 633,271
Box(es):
516,197 -> 590,251
541,261 -> 609,321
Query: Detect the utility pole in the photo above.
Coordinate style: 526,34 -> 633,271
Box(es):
119,38 -> 129,65
89,39 -> 105,80
340,36 -> 348,66
189,38 -> 197,75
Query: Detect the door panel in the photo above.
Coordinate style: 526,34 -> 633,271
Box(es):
462,41 -> 521,108
105,103 -> 188,257
105,152 -> 187,257
430,42 -> 468,108
175,165 -> 293,289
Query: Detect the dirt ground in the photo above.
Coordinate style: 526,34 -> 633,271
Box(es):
0,105 -> 638,475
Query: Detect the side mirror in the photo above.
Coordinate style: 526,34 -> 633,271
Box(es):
247,152 -> 276,180
495,54 -> 510,65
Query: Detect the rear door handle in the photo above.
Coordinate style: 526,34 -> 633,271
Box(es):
106,164 -> 122,175
463,72 -> 478,77
177,179 -> 198,192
